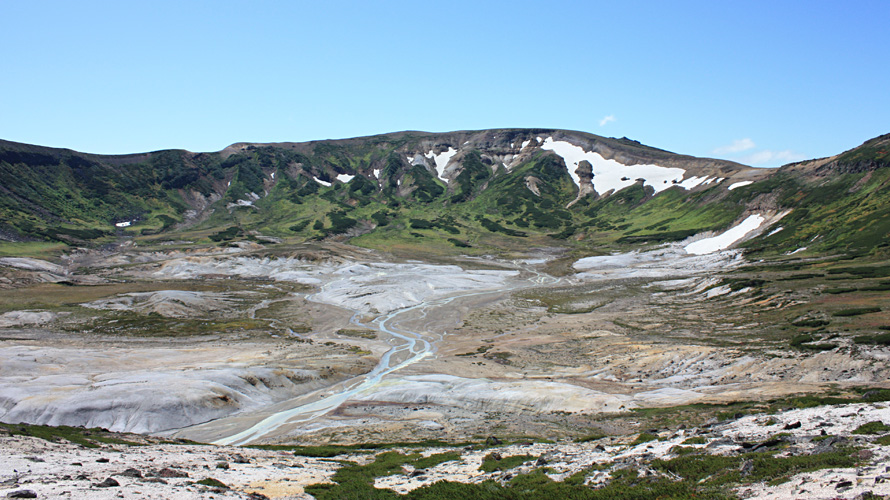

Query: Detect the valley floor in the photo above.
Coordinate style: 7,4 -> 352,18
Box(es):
1,241 -> 889,498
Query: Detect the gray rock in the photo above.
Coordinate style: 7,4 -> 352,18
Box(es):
6,491 -> 37,499
94,477 -> 119,488
117,468 -> 142,478
157,468 -> 189,478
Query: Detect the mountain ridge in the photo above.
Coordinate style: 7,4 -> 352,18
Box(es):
0,129 -> 887,259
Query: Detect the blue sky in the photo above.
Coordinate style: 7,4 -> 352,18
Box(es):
1,1 -> 887,167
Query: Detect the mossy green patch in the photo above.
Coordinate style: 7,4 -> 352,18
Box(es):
0,422 -> 142,448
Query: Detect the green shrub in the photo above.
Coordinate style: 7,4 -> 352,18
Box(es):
853,421 -> 890,435
448,238 -> 471,248
791,319 -> 830,328
833,307 -> 881,317
853,333 -> 890,345
209,226 -> 241,241
631,432 -> 658,445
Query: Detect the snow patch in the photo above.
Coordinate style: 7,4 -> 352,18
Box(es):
313,177 -> 332,187
541,137 -> 686,194
270,172 -> 275,179
787,247 -> 807,255
373,169 -> 381,179
684,214 -> 765,255
115,221 -> 132,228
728,180 -> 754,191
521,139 -> 531,149
677,176 -> 711,189
336,174 -> 355,183
424,147 -> 458,183
766,226 -> 784,237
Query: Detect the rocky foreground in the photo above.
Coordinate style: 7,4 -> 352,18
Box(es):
2,399 -> 889,500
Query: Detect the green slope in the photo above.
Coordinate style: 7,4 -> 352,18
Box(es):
0,130 -> 888,259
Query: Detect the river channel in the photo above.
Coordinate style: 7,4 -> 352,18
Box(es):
211,265 -> 555,446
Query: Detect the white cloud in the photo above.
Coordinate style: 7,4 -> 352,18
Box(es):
713,138 -> 756,155
739,149 -> 805,166
599,115 -> 615,127
712,138 -> 805,167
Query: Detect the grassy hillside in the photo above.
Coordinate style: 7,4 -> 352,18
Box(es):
0,130 -> 888,259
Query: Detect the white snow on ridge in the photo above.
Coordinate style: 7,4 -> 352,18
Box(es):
728,180 -> 754,191
521,139 -> 531,149
373,169 -> 381,179
424,147 -> 458,183
115,221 -> 132,228
684,214 -> 765,255
678,176 -> 712,189
541,137 -> 686,195
336,174 -> 355,183
313,177 -> 332,187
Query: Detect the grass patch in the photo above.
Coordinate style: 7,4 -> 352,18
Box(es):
0,241 -> 68,258
853,333 -> 890,345
653,448 -> 861,487
791,319 -> 830,328
833,307 -> 882,317
82,313 -> 272,337
853,421 -> 890,435
630,432 -> 659,445
478,453 -> 535,473
875,435 -> 890,445
0,422 -> 142,448
336,328 -> 378,339
576,432 -> 608,443
304,451 -> 421,500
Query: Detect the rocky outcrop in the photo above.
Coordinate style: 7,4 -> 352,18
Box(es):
567,160 -> 596,207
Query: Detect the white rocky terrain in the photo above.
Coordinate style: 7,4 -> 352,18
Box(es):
0,217 -> 888,499
2,225 -> 888,446
2,399 -> 889,499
